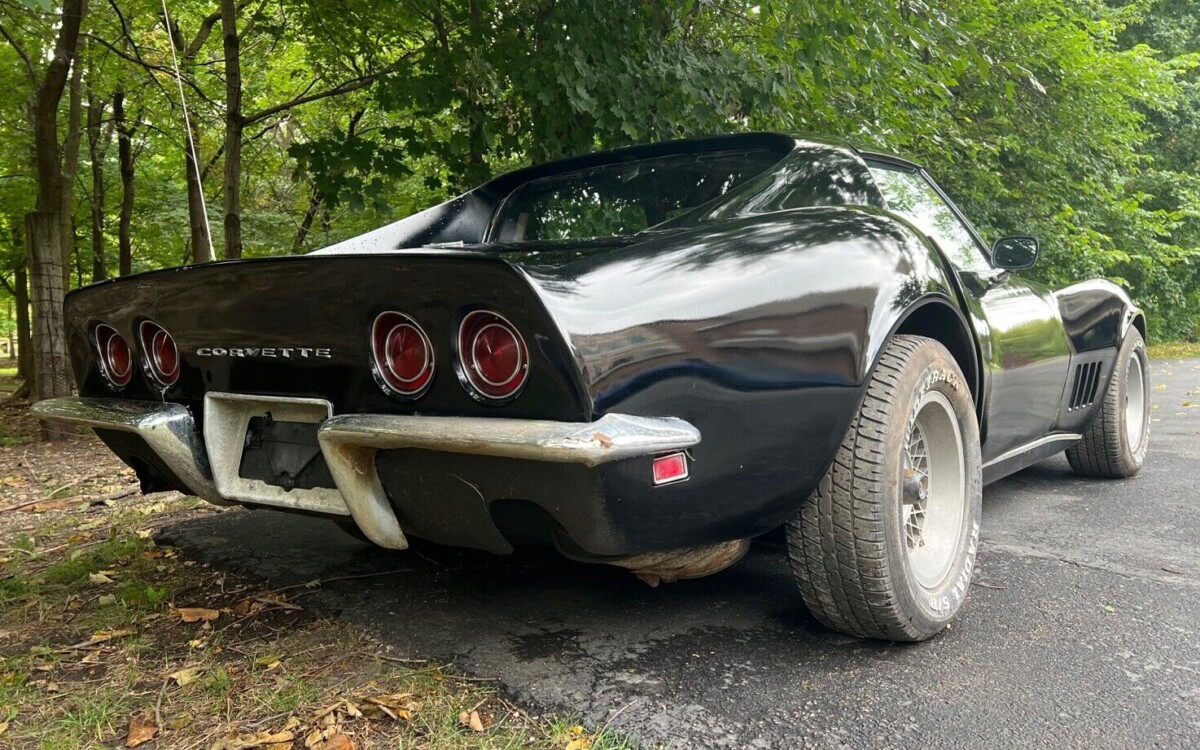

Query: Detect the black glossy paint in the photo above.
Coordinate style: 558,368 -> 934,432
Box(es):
63,133 -> 1144,558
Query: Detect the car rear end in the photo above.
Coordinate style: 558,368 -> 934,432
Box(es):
35,252 -> 701,559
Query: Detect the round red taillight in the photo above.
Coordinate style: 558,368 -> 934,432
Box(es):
371,312 -> 434,397
458,310 -> 529,401
139,320 -> 180,387
94,323 -> 132,389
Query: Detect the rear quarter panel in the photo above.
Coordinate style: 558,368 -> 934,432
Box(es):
521,205 -> 968,539
1051,279 -> 1144,432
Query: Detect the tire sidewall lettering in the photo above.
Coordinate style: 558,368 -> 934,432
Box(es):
894,353 -> 982,627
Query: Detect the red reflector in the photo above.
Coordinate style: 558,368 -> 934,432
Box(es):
652,452 -> 689,485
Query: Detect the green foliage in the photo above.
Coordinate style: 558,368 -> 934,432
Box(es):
0,0 -> 1197,339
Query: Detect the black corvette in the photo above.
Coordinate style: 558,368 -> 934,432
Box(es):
34,133 -> 1150,641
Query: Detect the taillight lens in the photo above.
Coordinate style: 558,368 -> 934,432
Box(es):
370,311 -> 434,397
458,310 -> 529,401
139,320 -> 180,387
94,323 -> 133,389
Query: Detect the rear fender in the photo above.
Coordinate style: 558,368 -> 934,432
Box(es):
1053,279 -> 1143,354
519,205 -> 970,538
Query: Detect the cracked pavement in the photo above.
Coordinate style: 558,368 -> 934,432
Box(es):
159,358 -> 1200,748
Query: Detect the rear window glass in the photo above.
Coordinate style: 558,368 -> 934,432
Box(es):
490,149 -> 781,243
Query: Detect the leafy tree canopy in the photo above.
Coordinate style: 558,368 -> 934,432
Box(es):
0,0 -> 1197,340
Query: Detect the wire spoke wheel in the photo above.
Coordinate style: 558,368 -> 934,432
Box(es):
787,335 -> 982,641
902,390 -> 966,590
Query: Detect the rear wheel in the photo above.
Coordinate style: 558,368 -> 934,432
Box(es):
786,335 -> 983,641
1066,329 -> 1149,478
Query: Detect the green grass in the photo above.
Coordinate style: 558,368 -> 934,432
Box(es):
263,677 -> 325,713
0,489 -> 642,750
40,535 -> 147,589
44,689 -> 136,749
1148,341 -> 1200,359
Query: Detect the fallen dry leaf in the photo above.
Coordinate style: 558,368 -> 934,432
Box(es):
71,627 -> 136,648
89,571 -> 115,585
173,607 -> 220,623
254,654 -> 282,670
170,666 -> 203,686
304,726 -> 345,749
29,497 -> 85,512
565,739 -> 592,750
322,733 -> 356,750
364,692 -> 419,721
209,730 -> 295,750
125,716 -> 159,747
315,699 -> 362,723
458,709 -> 485,732
166,712 -> 193,731
0,719 -> 9,736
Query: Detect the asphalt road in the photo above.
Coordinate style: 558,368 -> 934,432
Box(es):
160,359 -> 1200,749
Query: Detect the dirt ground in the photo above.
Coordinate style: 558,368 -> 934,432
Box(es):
0,377 -> 626,750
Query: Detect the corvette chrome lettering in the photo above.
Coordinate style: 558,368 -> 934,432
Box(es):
195,347 -> 333,359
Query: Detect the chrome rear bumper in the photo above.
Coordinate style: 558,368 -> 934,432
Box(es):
32,396 -> 701,551
29,397 -> 222,503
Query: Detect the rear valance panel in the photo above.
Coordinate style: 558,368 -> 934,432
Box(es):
63,253 -> 589,423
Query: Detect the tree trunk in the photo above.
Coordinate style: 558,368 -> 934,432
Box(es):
15,267 -> 30,379
26,0 -> 87,439
164,16 -> 215,264
87,87 -> 107,282
26,213 -> 72,437
14,239 -> 31,381
184,115 -> 213,263
114,88 -> 135,276
60,41 -> 85,286
221,0 -> 244,259
291,188 -> 323,254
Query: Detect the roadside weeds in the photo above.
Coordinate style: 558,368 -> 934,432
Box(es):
0,389 -> 635,750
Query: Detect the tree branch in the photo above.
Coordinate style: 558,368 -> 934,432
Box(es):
0,20 -> 37,85
243,56 -> 411,126
180,1 -> 251,57
183,8 -> 222,57
83,32 -> 218,109
105,0 -> 166,99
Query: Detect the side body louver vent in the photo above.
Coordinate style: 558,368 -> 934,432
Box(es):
1068,361 -> 1104,411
